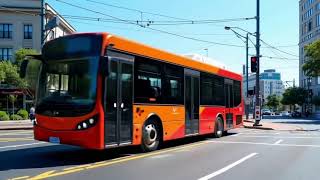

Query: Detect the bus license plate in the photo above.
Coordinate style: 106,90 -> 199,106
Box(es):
49,137 -> 60,144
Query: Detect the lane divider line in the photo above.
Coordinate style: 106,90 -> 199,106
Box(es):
16,141 -> 209,180
210,140 -> 320,148
8,176 -> 30,180
235,135 -> 320,139
274,140 -> 283,145
0,142 -> 46,149
198,153 -> 258,180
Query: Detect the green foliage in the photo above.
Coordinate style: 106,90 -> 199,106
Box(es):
8,95 -> 17,104
281,87 -> 308,106
266,94 -> 280,110
10,114 -> 23,121
14,48 -> 38,68
0,61 -> 27,88
0,111 -> 10,121
312,96 -> 320,106
302,40 -> 320,77
17,109 -> 28,119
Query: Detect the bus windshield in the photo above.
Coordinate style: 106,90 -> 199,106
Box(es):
36,57 -> 99,117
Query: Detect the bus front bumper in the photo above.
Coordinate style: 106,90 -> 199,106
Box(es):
34,125 -> 104,150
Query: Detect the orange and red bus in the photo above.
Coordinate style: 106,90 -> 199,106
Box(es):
22,32 -> 243,151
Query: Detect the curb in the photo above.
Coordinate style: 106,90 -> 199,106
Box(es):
243,125 -> 274,130
0,126 -> 33,131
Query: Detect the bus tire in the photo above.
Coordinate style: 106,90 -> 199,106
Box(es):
141,119 -> 160,152
214,117 -> 224,138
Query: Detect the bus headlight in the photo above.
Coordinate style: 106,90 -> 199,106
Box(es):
76,115 -> 98,130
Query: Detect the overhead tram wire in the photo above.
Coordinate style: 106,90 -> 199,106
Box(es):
260,39 -> 299,57
54,0 -> 245,48
85,0 -> 255,26
61,14 -> 255,26
86,0 -> 190,21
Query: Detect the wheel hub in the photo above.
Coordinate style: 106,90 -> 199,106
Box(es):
144,124 -> 157,146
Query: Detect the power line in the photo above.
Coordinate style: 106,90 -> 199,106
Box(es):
260,39 -> 299,57
260,55 -> 299,61
86,0 -> 194,21
55,0 -> 245,48
62,14 -> 255,26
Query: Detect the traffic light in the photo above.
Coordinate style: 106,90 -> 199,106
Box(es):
251,56 -> 258,72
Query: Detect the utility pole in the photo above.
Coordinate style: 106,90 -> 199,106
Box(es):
40,0 -> 45,46
246,33 -> 249,120
254,0 -> 261,126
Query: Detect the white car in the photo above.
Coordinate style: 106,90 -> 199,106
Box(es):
281,111 -> 291,116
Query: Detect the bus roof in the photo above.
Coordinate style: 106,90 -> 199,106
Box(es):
82,32 -> 242,81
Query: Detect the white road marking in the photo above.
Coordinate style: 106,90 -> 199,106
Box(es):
209,140 -> 320,148
274,139 -> 283,145
148,154 -> 173,159
0,142 -> 46,149
230,134 -> 239,137
198,153 -> 258,180
237,135 -> 320,139
0,131 -> 33,136
239,133 -> 280,135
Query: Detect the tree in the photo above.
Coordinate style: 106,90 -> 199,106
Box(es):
14,48 -> 38,68
281,87 -> 307,111
8,95 -> 17,114
0,61 -> 27,88
266,94 -> 280,111
302,40 -> 320,77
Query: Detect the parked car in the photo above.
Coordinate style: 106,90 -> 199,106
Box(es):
262,109 -> 271,115
291,111 -> 302,118
281,111 -> 291,116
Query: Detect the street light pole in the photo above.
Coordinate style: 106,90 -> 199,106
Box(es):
246,33 -> 249,120
41,0 -> 45,46
225,26 -> 252,120
254,0 -> 261,125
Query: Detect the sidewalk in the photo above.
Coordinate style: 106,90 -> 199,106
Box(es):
243,119 -> 303,131
0,120 -> 33,130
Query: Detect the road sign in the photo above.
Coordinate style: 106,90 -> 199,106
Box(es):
45,16 -> 60,31
255,106 -> 261,120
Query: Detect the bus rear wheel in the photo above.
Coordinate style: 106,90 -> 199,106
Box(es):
214,117 -> 224,138
141,120 -> 160,152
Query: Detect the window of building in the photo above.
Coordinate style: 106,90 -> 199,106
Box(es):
308,20 -> 313,31
24,24 -> 33,39
0,48 -> 13,61
317,14 -> 320,27
0,24 -> 13,39
317,77 -> 320,85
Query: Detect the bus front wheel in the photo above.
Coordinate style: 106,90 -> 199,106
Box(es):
141,120 -> 160,152
214,117 -> 224,138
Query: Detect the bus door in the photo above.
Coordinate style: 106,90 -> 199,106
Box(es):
224,79 -> 234,129
184,69 -> 200,135
104,51 -> 134,146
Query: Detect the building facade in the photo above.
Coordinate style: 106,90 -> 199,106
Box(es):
243,69 -> 285,105
0,0 -> 76,113
299,0 -> 320,114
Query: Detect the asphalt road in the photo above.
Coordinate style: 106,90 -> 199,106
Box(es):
1,120 -> 320,180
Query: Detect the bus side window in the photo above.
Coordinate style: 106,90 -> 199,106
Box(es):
134,56 -> 162,103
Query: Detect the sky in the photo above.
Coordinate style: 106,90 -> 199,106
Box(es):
47,0 -> 300,84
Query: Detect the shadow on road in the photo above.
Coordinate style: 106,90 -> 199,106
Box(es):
0,132 -> 237,171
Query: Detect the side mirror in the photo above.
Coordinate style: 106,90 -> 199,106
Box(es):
20,60 -> 29,78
